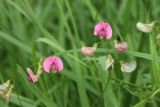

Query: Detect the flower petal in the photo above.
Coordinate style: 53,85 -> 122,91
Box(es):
43,56 -> 54,73
94,21 -> 112,39
105,55 -> 114,70
115,40 -> 128,52
26,68 -> 38,83
81,43 -> 97,57
136,22 -> 154,33
52,56 -> 63,72
121,61 -> 137,73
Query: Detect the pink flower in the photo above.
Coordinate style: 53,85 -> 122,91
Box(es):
94,21 -> 112,39
43,56 -> 63,73
27,68 -> 38,83
115,40 -> 128,52
81,43 -> 97,57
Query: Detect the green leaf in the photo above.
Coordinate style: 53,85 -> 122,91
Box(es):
16,65 -> 57,107
0,31 -> 41,57
0,100 -> 8,107
133,99 -> 146,107
10,94 -> 36,107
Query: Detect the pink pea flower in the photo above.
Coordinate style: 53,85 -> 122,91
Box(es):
43,56 -> 63,73
81,43 -> 97,57
114,40 -> 128,52
27,68 -> 38,83
94,21 -> 112,39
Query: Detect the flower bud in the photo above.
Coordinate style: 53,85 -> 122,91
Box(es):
136,22 -> 155,33
120,61 -> 137,73
115,40 -> 128,52
105,55 -> 114,70
27,68 -> 38,83
81,43 -> 97,57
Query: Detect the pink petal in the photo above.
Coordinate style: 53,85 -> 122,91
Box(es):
94,21 -> 112,40
115,41 -> 128,52
104,23 -> 112,39
26,68 -> 38,83
94,21 -> 104,36
81,43 -> 97,57
43,56 -> 54,73
43,56 -> 63,72
52,56 -> 63,72
27,68 -> 34,76
81,47 -> 96,57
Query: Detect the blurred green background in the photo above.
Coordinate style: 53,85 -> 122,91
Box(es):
0,0 -> 160,107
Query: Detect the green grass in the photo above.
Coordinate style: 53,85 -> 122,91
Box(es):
0,0 -> 160,107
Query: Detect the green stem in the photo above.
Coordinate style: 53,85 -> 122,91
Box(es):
109,76 -> 149,89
